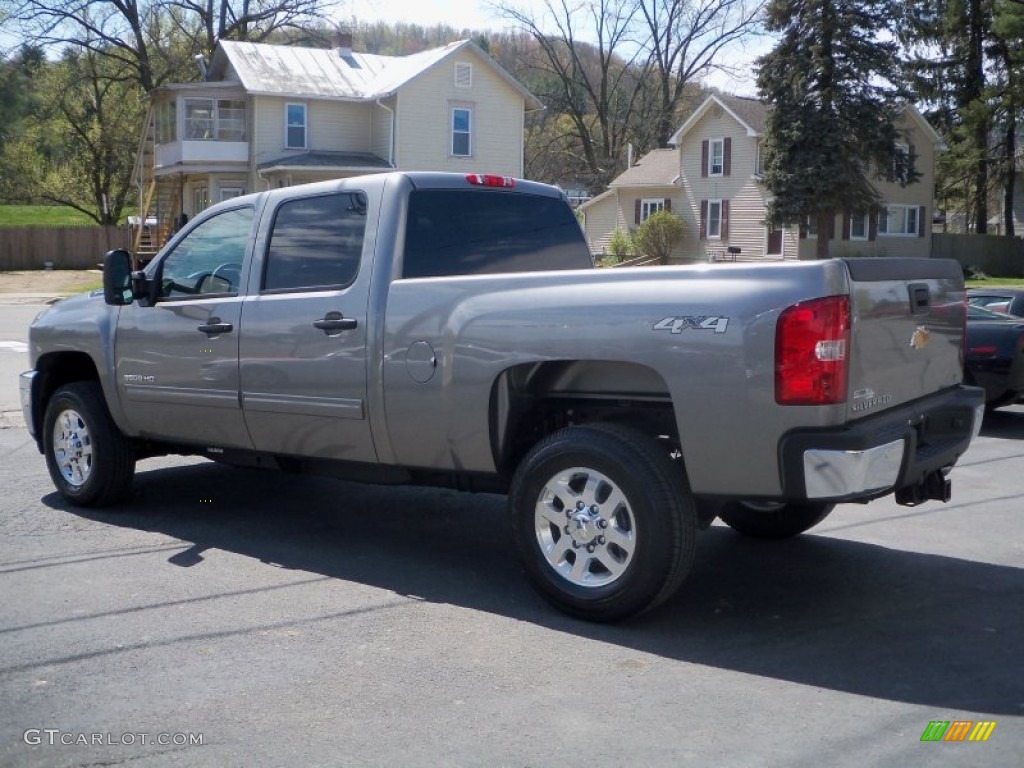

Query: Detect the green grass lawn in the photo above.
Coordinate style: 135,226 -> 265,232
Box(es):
966,277 -> 1024,287
0,205 -> 97,227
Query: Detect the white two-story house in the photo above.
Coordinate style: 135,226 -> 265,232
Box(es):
581,93 -> 943,262
134,35 -> 541,253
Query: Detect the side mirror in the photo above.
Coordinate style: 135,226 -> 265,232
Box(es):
103,249 -> 134,305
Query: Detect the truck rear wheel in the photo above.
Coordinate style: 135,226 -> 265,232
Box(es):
43,382 -> 135,507
718,501 -> 834,539
510,424 -> 696,622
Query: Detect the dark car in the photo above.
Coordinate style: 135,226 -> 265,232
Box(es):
965,304 -> 1024,409
967,287 -> 1024,318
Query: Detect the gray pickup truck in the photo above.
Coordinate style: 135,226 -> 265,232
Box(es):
21,172 -> 984,621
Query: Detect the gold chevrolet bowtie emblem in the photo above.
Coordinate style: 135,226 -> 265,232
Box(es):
910,326 -> 931,350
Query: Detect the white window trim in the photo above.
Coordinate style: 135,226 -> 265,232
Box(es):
451,106 -> 473,158
708,138 -> 725,177
754,140 -> 763,178
878,204 -> 919,237
285,102 -> 307,150
640,198 -> 665,223
849,212 -> 869,241
707,199 -> 723,240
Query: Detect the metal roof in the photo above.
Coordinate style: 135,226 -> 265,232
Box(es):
210,39 -> 541,108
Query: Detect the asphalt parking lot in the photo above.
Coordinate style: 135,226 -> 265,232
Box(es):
1,403 -> 1021,767
0,290 -> 1022,767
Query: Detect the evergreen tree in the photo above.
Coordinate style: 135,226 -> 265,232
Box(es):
756,0 -> 916,257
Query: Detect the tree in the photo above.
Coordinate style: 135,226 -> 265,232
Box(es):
757,0 -> 915,258
992,0 -> 1024,236
2,48 -> 145,222
633,209 -> 685,263
494,0 -> 654,190
900,0 -> 999,234
638,0 -> 765,146
0,0 -> 334,91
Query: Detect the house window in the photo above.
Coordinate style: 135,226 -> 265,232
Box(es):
879,205 -> 920,236
156,101 -> 176,144
849,213 -> 869,240
452,107 -> 472,157
217,99 -> 246,141
805,215 -> 818,238
455,62 -> 473,88
754,140 -> 764,177
709,139 -> 724,176
707,200 -> 723,239
286,103 -> 307,149
640,199 -> 665,222
183,98 -> 246,141
892,144 -> 911,183
184,98 -> 214,140
219,187 -> 244,202
193,186 -> 209,214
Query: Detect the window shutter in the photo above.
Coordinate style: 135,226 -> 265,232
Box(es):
723,137 -> 731,177
699,199 -> 708,239
721,200 -> 730,239
664,198 -> 671,212
918,206 -> 927,237
701,140 -> 709,178
635,199 -> 641,225
842,214 -> 851,240
869,213 -> 878,241
799,221 -> 807,239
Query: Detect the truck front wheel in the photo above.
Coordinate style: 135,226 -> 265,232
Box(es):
718,501 -> 834,539
510,424 -> 696,622
43,382 -> 135,507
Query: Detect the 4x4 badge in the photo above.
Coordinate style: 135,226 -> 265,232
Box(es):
910,326 -> 931,350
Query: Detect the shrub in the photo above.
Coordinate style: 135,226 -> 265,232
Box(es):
633,210 -> 685,264
608,228 -> 634,260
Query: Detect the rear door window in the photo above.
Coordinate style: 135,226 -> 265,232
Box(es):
402,190 -> 591,278
263,192 -> 367,293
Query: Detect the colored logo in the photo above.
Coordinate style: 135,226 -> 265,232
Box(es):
920,720 -> 996,742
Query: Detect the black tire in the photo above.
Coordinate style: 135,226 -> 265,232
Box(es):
509,423 -> 697,622
43,382 -> 135,507
718,501 -> 835,539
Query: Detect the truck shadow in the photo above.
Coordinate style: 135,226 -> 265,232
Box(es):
50,459 -> 1023,715
980,406 -> 1024,439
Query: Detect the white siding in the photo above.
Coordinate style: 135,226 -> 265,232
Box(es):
582,193 -> 621,254
371,99 -> 394,163
394,48 -> 525,176
251,96 -> 372,165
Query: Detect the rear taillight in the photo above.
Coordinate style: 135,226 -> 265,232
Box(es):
465,174 -> 516,188
775,295 -> 850,405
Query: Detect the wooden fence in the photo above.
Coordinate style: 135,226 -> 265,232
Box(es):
932,233 -> 1024,278
0,226 -> 131,271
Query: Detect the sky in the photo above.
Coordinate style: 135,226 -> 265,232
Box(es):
339,0 -> 767,95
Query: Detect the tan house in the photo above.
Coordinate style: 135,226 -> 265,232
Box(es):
582,93 -> 944,261
133,36 -> 541,254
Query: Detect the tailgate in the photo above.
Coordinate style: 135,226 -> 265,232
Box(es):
844,258 -> 966,420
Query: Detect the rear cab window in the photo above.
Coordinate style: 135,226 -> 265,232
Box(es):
401,190 -> 592,278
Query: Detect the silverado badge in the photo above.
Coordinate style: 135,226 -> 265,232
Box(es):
910,326 -> 931,350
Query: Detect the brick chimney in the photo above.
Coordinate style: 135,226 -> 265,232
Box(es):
335,31 -> 353,58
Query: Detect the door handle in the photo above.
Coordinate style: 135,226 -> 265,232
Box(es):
313,311 -> 358,333
197,318 -> 233,336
